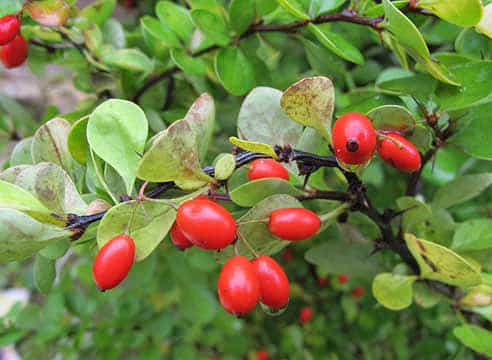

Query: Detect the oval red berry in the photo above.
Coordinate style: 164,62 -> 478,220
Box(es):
332,112 -> 376,165
0,15 -> 21,46
218,255 -> 260,315
170,221 -> 193,250
268,208 -> 320,241
377,132 -> 421,173
0,34 -> 28,69
247,159 -> 289,181
252,255 -> 289,310
176,198 -> 237,250
92,234 -> 135,290
299,306 -> 313,324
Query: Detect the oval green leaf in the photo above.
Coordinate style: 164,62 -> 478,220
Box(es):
367,105 -> 416,133
372,273 -> 417,311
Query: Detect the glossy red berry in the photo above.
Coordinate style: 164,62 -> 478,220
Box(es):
176,198 -> 237,250
247,159 -> 289,181
338,274 -> 349,284
0,34 -> 28,69
0,15 -> 21,46
218,256 -> 260,315
377,132 -> 421,173
251,255 -> 289,310
256,349 -> 269,360
93,234 -> 135,290
332,112 -> 376,165
299,306 -> 313,324
170,222 -> 193,250
352,286 -> 365,299
268,208 -> 320,241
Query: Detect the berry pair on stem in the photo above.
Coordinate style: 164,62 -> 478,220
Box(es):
332,112 -> 421,173
0,14 -> 27,69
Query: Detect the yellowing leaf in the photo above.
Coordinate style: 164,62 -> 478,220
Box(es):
229,137 -> 278,159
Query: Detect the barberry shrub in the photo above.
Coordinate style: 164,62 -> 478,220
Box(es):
1,0 -> 492,358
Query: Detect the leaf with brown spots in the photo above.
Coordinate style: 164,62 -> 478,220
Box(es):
25,0 -> 71,27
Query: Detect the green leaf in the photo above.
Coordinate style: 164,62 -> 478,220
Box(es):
310,0 -> 346,16
418,0 -> 483,27
103,19 -> 126,49
67,116 -> 89,165
183,93 -> 216,163
10,137 -> 34,166
372,273 -> 417,311
79,0 -> 116,26
0,180 -> 54,221
97,199 -> 176,261
237,87 -> 303,147
414,53 -> 460,86
377,73 -> 437,102
0,209 -> 70,262
432,173 -> 492,209
229,137 -> 278,159
453,325 -> 492,357
87,99 -> 149,195
170,49 -> 206,76
34,253 -> 56,294
307,24 -> 364,65
230,179 -> 302,207
0,0 -> 24,17
452,219 -> 492,252
9,163 -> 86,215
305,228 -> 383,278
137,119 -> 212,186
191,9 -> 231,46
367,105 -> 416,133
281,76 -> 334,141
396,196 -> 432,232
156,1 -> 194,43
31,118 -> 74,176
214,154 -> 236,180
229,0 -> 255,35
450,103 -> 492,160
214,47 -> 255,96
140,15 -> 181,51
25,0 -> 71,27
216,195 -> 303,262
276,0 -> 309,19
382,0 -> 430,59
405,234 -> 482,288
101,48 -> 154,73
39,238 -> 69,260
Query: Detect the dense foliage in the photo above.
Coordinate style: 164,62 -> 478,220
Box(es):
1,0 -> 492,358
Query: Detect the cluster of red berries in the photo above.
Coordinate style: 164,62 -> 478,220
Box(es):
0,14 -> 27,69
332,112 -> 421,173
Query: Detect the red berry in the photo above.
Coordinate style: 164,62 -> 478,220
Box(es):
0,15 -> 21,46
332,112 -> 376,165
176,198 -> 237,250
317,277 -> 329,287
218,256 -> 260,315
247,159 -> 289,181
251,255 -> 289,310
170,222 -> 193,250
256,349 -> 269,360
352,286 -> 365,299
338,274 -> 349,284
92,234 -> 135,290
377,132 -> 421,173
268,208 -> 320,241
281,248 -> 294,262
299,306 -> 313,324
0,34 -> 28,69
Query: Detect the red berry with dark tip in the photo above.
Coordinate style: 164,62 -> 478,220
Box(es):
251,255 -> 289,310
377,132 -> 421,173
0,15 -> 21,46
299,306 -> 313,324
218,256 -> 260,315
268,208 -> 320,241
176,198 -> 237,250
338,274 -> 349,284
0,34 -> 28,69
256,349 -> 269,360
247,159 -> 289,181
170,222 -> 193,250
332,112 -> 376,165
352,286 -> 365,299
92,234 -> 135,290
